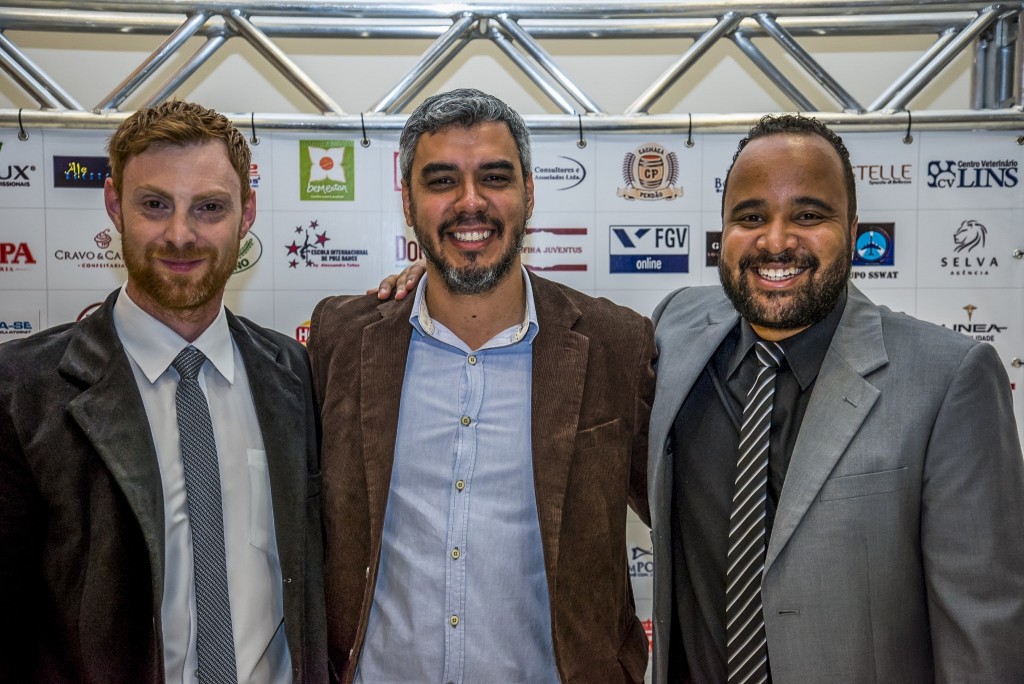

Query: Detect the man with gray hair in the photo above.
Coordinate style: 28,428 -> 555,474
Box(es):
308,88 -> 655,682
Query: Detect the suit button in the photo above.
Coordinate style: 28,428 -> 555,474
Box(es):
365,566 -> 370,578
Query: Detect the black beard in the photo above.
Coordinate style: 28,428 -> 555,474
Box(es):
414,212 -> 525,296
719,248 -> 850,331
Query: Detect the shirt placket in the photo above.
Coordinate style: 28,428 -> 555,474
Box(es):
443,350 -> 484,684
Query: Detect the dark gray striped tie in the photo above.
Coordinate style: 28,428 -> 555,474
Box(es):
726,339 -> 783,684
172,346 -> 238,684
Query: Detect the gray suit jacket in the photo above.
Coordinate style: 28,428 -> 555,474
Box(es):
0,289 -> 327,684
649,284 -> 1024,683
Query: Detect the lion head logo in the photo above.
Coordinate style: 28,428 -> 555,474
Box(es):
953,219 -> 986,253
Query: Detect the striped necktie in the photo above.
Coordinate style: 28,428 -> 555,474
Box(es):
172,346 -> 238,684
726,339 -> 783,684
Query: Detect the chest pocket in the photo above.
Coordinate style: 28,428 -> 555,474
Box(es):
247,448 -> 276,554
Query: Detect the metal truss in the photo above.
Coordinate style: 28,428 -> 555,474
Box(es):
0,0 -> 1021,134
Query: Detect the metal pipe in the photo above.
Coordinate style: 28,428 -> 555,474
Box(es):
0,42 -> 65,109
627,11 -> 743,115
2,107 -> 1021,133
388,35 -> 472,113
731,30 -> 816,112
142,34 -> 228,108
1,1 -> 1006,20
490,27 -> 576,114
869,29 -> 958,111
95,10 -> 211,110
225,9 -> 344,114
0,31 -> 81,109
369,12 -> 476,114
755,12 -> 863,112
493,13 -> 603,113
886,4 -> 1004,111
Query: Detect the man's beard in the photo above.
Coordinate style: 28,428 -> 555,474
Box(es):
121,222 -> 240,312
719,248 -> 850,332
413,211 -> 526,296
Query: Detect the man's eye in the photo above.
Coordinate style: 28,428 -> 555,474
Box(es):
427,177 -> 454,187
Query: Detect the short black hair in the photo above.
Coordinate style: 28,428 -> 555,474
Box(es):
721,114 -> 857,226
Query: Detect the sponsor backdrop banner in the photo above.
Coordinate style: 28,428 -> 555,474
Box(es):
2,127 -> 1021,676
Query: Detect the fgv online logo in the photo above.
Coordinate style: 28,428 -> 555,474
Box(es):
609,225 -> 689,273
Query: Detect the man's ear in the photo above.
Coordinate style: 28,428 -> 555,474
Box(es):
401,179 -> 413,226
239,190 -> 256,239
524,173 -> 535,220
103,177 -> 123,234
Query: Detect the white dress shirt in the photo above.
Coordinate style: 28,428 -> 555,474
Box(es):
112,285 -> 291,684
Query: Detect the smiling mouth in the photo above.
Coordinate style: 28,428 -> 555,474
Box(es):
449,229 -> 493,243
757,266 -> 806,281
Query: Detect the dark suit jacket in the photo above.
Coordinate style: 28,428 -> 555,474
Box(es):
307,272 -> 656,683
648,285 -> 1024,683
0,289 -> 327,684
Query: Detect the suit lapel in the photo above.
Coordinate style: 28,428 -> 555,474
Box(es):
529,276 -> 588,589
360,297 -> 414,544
766,287 -> 888,571
62,290 -> 166,606
649,296 -> 738,527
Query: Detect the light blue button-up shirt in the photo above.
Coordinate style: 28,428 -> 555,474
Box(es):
355,267 -> 560,684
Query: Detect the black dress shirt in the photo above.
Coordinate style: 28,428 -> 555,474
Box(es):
668,290 -> 846,683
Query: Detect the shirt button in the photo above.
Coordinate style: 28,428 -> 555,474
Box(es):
460,415 -> 471,426
455,480 -> 465,491
449,614 -> 460,628
467,355 -> 477,365
451,547 -> 461,560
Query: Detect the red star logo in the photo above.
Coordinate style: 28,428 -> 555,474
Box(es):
289,259 -> 299,268
286,241 -> 300,255
309,220 -> 319,230
315,232 -> 330,246
294,225 -> 303,234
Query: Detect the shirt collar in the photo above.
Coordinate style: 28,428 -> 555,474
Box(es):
727,286 -> 848,390
112,283 -> 235,384
409,265 -> 539,347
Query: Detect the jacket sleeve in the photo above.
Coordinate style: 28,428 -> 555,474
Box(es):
627,316 -> 656,527
920,341 -> 1024,681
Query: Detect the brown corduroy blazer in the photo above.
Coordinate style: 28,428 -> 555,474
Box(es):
307,272 -> 656,683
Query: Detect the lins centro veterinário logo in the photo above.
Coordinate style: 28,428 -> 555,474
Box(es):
617,143 -> 683,201
299,140 -> 355,201
926,159 -> 1018,189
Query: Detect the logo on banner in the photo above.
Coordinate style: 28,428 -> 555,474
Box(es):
234,232 -> 263,274
926,159 -> 1018,190
299,141 -> 354,201
940,219 -> 999,276
610,225 -> 689,274
395,234 -> 420,264
53,155 -> 111,189
854,163 -> 912,186
53,228 -> 124,270
943,304 -> 1008,343
533,156 -> 586,191
285,219 -> 368,268
617,144 -> 683,201
0,144 -> 36,188
705,231 -> 722,267
296,320 -> 311,346
0,318 -> 33,338
853,223 -> 895,266
0,242 -> 37,272
522,228 -> 587,272
629,546 -> 654,578
249,163 -> 261,190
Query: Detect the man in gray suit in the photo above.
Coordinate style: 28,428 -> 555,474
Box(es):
649,114 -> 1024,683
0,101 -> 326,683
